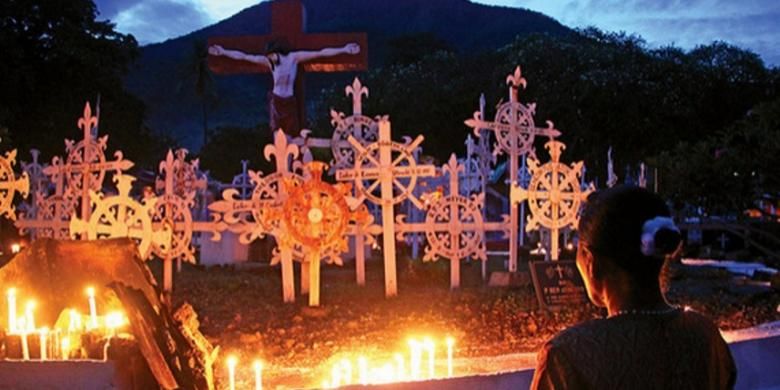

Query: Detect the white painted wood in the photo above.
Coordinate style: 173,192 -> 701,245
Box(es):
510,140 -> 594,261
336,119 -> 436,297
395,154 -> 509,289
69,174 -> 171,260
0,148 -> 30,221
465,67 -> 560,272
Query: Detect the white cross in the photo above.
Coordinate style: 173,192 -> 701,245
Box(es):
42,102 -> 134,222
336,119 -> 436,297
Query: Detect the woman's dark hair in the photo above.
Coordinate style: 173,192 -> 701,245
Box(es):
578,186 -> 681,285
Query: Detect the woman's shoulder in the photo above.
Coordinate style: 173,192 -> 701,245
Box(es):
546,317 -> 611,348
547,309 -> 721,348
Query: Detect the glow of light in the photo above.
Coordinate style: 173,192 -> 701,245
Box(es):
68,309 -> 83,333
446,337 -> 455,377
357,356 -> 368,385
86,287 -> 98,330
39,327 -> 49,361
340,358 -> 353,385
330,362 -> 343,387
408,339 -> 422,379
24,300 -> 35,331
61,337 -> 71,360
423,338 -> 435,379
11,243 -> 21,254
7,288 -> 16,334
227,355 -> 238,390
20,326 -> 30,360
394,353 -> 405,381
253,360 -> 263,390
105,311 -> 127,336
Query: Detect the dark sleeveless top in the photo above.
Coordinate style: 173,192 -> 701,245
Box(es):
531,310 -> 736,389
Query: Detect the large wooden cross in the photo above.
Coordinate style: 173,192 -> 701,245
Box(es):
208,0 -> 368,131
336,120 -> 436,297
464,66 -> 560,273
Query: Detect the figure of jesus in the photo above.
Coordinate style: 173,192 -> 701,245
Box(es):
208,41 -> 361,135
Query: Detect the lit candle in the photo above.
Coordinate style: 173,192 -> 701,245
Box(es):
340,358 -> 352,385
358,356 -> 368,385
86,287 -> 98,330
39,327 -> 49,361
446,337 -> 454,377
227,356 -> 238,390
61,337 -> 71,360
408,339 -> 422,379
331,361 -> 344,387
423,338 -> 435,379
68,309 -> 82,333
24,300 -> 35,331
6,288 -> 16,333
20,323 -> 29,360
253,360 -> 263,390
394,353 -> 405,381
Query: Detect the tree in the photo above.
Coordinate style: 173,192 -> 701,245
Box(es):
0,0 -> 164,167
657,98 -> 780,217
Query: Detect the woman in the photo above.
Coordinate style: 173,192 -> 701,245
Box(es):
531,186 -> 736,389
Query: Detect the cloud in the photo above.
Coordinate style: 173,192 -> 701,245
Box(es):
512,0 -> 780,65
97,0 -> 212,44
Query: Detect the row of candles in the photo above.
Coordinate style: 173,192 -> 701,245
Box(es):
223,336 -> 455,389
5,287 -> 127,361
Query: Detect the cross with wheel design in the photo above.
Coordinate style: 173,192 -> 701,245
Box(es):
510,139 -> 594,261
292,77 -> 380,169
266,161 -> 374,306
464,66 -> 561,273
0,148 -> 30,221
336,119 -> 436,297
70,174 -> 171,260
42,102 -> 134,222
396,154 -> 509,289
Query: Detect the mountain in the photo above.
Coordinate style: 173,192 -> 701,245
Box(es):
125,0 -> 572,150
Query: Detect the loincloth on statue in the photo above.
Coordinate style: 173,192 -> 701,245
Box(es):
268,92 -> 301,136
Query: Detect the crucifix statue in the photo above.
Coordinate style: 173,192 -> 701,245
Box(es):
208,0 -> 367,136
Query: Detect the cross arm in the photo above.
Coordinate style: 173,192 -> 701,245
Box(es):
208,33 -> 367,74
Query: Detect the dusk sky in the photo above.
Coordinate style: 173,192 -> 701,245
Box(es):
94,0 -> 780,66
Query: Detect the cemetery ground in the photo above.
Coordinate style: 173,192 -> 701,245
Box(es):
154,250 -> 780,389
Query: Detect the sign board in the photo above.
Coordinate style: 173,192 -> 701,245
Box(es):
529,260 -> 588,310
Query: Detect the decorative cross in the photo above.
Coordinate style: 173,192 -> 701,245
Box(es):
21,149 -> 48,200
155,149 -> 207,198
465,66 -> 560,272
0,148 -> 30,221
70,174 -> 171,260
336,119 -> 436,296
293,77 -> 380,170
151,149 -> 224,299
42,102 -> 134,222
511,139 -> 594,261
209,130 -> 306,303
220,160 -> 254,199
396,154 -> 509,289
208,0 -> 368,131
265,161 -> 373,306
15,156 -> 75,240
